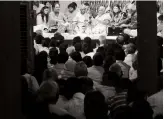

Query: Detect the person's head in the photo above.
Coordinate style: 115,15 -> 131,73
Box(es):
41,6 -> 49,15
84,90 -> 108,119
158,14 -> 163,24
54,33 -> 64,47
70,51 -> 82,62
57,52 -> 69,64
74,43 -> 82,52
124,43 -> 136,55
83,56 -> 93,68
127,3 -> 136,14
59,43 -> 68,53
43,68 -> 58,82
65,59 -> 77,72
99,35 -> 107,45
37,51 -> 48,68
84,2 -> 90,12
35,35 -> 43,44
73,36 -> 81,46
71,2 -> 77,9
116,34 -> 125,46
68,2 -> 76,13
115,48 -> 125,61
33,1 -> 39,10
49,47 -> 58,65
78,76 -> 93,94
103,55 -> 116,72
98,6 -> 106,16
49,37 -> 56,48
74,61 -> 88,77
131,100 -> 153,119
63,77 -> 82,100
44,1 -> 51,8
80,4 -> 86,15
113,5 -> 121,13
83,37 -> 93,54
42,38 -> 51,48
93,53 -> 104,66
109,63 -> 122,78
52,2 -> 60,13
37,80 -> 59,104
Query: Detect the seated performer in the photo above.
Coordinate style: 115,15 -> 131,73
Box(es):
48,2 -> 68,33
73,4 -> 90,33
120,3 -> 137,37
92,6 -> 111,35
36,6 -> 50,26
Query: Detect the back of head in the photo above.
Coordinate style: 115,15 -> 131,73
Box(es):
54,33 -> 64,47
37,51 -> 48,68
74,43 -> 82,52
125,43 -> 136,54
103,55 -> 116,72
57,52 -> 69,64
49,47 -> 58,65
73,36 -> 81,46
59,43 -> 68,53
70,51 -> 82,62
78,76 -> 93,94
114,48 -> 125,61
43,68 -> 58,82
109,63 -> 122,78
63,77 -> 82,100
49,37 -> 57,48
84,37 -> 92,45
74,61 -> 88,77
116,34 -> 125,46
82,56 -> 93,68
65,59 -> 77,72
93,52 -> 104,66
37,80 -> 59,104
158,14 -> 163,22
84,90 -> 108,119
42,37 -> 51,47
35,35 -> 44,44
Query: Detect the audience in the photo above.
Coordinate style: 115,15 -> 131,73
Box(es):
74,61 -> 88,77
82,56 -> 93,68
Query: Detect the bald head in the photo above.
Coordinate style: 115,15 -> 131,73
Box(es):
99,35 -> 106,45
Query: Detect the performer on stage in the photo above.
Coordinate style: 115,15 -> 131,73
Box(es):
73,4 -> 90,33
92,6 -> 111,35
48,2 -> 68,33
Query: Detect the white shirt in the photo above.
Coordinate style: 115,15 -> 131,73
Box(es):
124,54 -> 135,67
87,65 -> 104,85
36,14 -> 48,26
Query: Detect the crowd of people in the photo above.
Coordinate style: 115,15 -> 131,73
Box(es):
20,1 -> 163,119
21,28 -> 163,119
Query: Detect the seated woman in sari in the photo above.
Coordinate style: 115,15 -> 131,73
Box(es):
92,6 -> 111,35
48,2 -> 68,33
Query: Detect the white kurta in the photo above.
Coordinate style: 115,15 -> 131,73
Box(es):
92,13 -> 111,35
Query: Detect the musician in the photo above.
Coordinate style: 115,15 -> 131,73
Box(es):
48,2 -> 67,31
73,4 -> 90,33
92,6 -> 111,35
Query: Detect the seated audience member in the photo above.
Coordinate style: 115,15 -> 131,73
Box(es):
121,4 -> 137,37
131,99 -> 153,119
49,37 -> 57,49
37,80 -> 74,119
88,53 -> 104,86
84,90 -> 108,119
56,77 -> 85,118
59,43 -> 68,53
66,36 -> 81,55
109,63 -> 123,78
82,56 -> 93,68
33,1 -> 45,14
42,68 -> 58,82
147,75 -> 163,118
34,51 -> 48,85
116,34 -> 130,48
129,54 -> 138,81
94,35 -> 107,53
61,59 -> 76,80
48,47 -> 58,68
157,14 -> 163,37
74,43 -> 82,52
44,1 -> 52,13
74,61 -> 88,77
103,55 -> 116,72
78,76 -> 94,94
54,52 -> 69,77
34,35 -> 44,55
124,43 -> 136,67
39,37 -> 51,54
82,37 -> 93,56
36,6 -> 50,26
114,48 -> 130,79
70,51 -> 82,62
54,33 -> 65,52
21,58 -> 39,93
